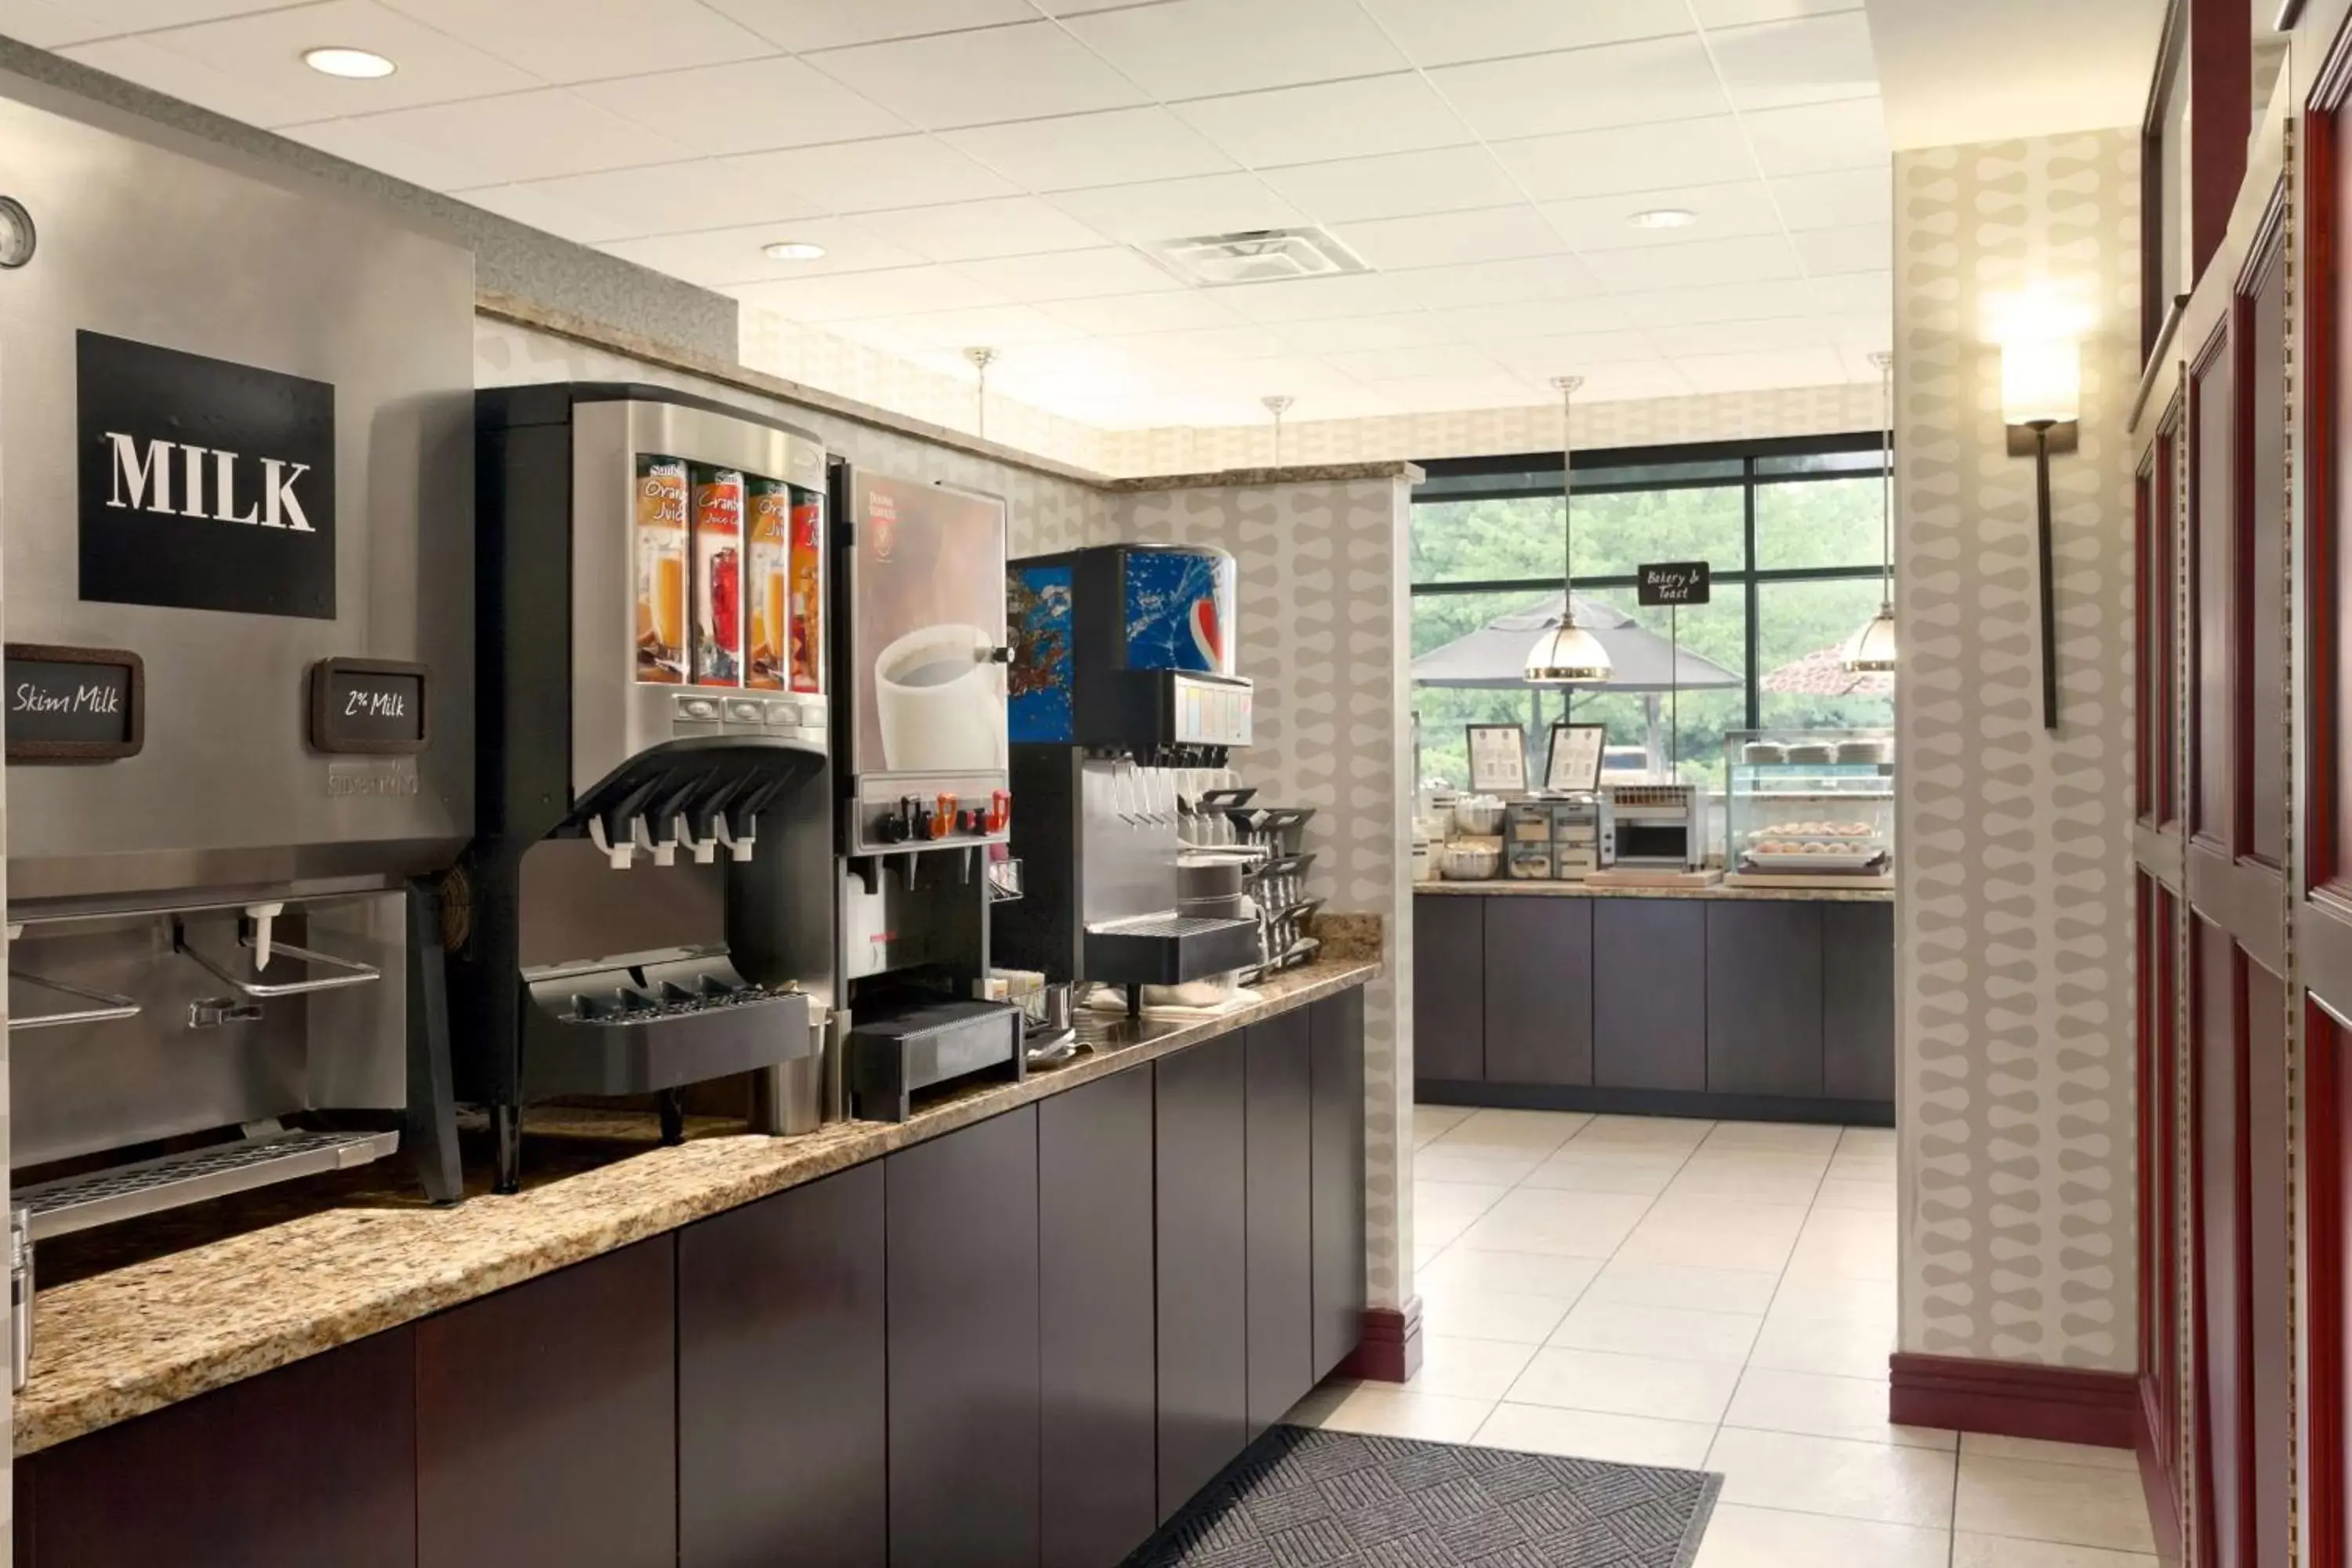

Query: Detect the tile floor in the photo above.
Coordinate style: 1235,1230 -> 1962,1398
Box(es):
1283,1106 -> 2161,1567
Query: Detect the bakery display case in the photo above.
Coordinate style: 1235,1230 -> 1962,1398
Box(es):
1722,728 -> 1894,887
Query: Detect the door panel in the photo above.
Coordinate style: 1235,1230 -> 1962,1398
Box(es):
2192,921 -> 2252,1568
2193,323 -> 2234,844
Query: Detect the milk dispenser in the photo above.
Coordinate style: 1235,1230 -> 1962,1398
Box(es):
459,386 -> 833,1189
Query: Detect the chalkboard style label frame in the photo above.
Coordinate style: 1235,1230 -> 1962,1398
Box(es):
309,657 -> 430,756
5,642 -> 145,762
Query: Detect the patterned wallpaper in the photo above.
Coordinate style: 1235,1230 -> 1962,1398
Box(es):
1893,129 -> 2141,1371
1105,479 -> 1417,1310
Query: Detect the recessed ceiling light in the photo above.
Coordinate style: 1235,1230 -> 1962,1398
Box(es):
1628,208 -> 1697,230
303,46 -> 396,78
761,241 -> 827,261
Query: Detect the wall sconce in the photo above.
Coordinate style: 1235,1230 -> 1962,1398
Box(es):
2003,338 -> 2079,731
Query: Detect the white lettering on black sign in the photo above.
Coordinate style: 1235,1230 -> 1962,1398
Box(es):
1636,561 -> 1711,607
310,659 -> 428,755
4,646 -> 143,760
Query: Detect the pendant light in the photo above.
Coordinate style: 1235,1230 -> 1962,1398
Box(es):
1525,376 -> 1613,684
1842,350 -> 1898,673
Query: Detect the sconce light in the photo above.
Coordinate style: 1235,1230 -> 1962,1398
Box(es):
2003,337 -> 2079,731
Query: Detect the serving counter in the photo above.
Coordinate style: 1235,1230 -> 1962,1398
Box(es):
13,960 -> 1376,1568
1414,883 -> 1893,1123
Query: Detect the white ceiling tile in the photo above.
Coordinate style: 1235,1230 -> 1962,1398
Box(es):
1693,0 -> 1861,24
1671,346 -> 1848,392
1258,146 -> 1523,224
81,1 -> 540,123
1178,357 -> 1367,397
1539,180 -> 1783,250
1494,117 -> 1755,201
1174,74 -> 1472,169
603,217 -> 927,287
379,0 -> 773,84
1792,221 -> 1889,276
1042,290 -> 1247,335
723,136 -> 1017,214
1049,173 -> 1305,245
1705,13 -> 1880,111
458,161 -> 822,244
834,303 -> 1086,352
1392,256 -> 1601,310
953,247 -> 1183,303
1065,0 -> 1407,98
575,56 -> 907,156
1824,312 -> 1890,354
1612,278 -> 1820,327
1109,325 -> 1298,365
705,0 -> 1036,51
1646,316 -> 1830,356
1812,270 -> 1891,316
1485,329 -> 1662,370
1276,314 -> 1461,354
1429,36 -> 1728,142
1770,166 -> 1890,230
945,107 -> 1237,192
1334,205 -> 1563,271
309,89 -> 688,184
1441,296 -> 1631,340
282,114 -> 508,190
60,36 -> 331,127
808,20 -> 1146,129
1564,362 -> 1696,399
1582,233 -> 1801,290
0,0 -> 288,44
1359,0 -> 1690,67
1742,98 -> 1890,176
1358,371 -> 1546,410
855,196 -> 1109,263
1218,274 -> 1422,323
729,264 -> 1011,322
1831,344 -> 1886,382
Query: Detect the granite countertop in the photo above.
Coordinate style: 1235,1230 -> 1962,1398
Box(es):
1415,878 -> 1894,903
13,957 -> 1379,1457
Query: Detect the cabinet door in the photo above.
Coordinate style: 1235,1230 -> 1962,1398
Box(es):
1156,1030 -> 1249,1520
417,1238 -> 677,1568
680,1163 -> 887,1568
1483,895 -> 1594,1085
886,1105 -> 1043,1568
1246,1006 -> 1315,1436
1413,894 -> 1485,1082
1592,900 -> 1707,1091
1706,902 -> 1825,1098
1822,901 -> 1896,1102
18,1325 -> 416,1568
1040,1070 -> 1158,1568
1310,986 -> 1367,1381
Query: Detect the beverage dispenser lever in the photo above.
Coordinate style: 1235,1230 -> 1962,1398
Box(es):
246,902 -> 285,971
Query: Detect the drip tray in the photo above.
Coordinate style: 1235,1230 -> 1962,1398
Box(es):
1085,913 -> 1261,987
16,1128 -> 400,1240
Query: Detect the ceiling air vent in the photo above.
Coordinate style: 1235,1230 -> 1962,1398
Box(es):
1141,227 -> 1368,288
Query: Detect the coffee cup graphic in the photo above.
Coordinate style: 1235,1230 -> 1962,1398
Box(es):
876,622 -> 1005,771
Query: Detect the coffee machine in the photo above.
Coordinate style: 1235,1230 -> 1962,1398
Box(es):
459,386 -> 834,1189
808,461 -> 1022,1123
997,544 -> 1261,1013
0,73 -> 476,1236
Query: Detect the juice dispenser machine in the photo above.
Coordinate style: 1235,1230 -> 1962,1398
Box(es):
460,385 -> 834,1189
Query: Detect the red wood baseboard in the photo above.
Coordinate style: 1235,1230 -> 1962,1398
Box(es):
2136,1382 -> 2184,1566
1888,1352 -> 2139,1450
1340,1299 -> 1423,1384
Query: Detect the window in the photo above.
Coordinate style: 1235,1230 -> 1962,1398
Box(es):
1410,434 -> 1893,793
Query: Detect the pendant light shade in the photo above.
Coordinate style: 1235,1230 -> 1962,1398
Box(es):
1842,350 -> 1898,674
1526,375 -> 1612,686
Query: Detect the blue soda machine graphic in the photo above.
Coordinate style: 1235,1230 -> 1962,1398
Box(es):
1004,544 -> 1241,750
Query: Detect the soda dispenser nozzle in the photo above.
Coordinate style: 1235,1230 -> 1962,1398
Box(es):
677,814 -> 717,866
716,812 -> 756,863
589,816 -> 635,870
246,902 -> 285,971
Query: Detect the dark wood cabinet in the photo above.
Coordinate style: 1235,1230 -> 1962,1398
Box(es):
1246,1007 -> 1316,1437
416,1238 -> 678,1568
1040,1070 -> 1159,1568
679,1163 -> 887,1568
1705,902 -> 1824,1098
1414,893 -> 1485,1082
1593,899 -> 1708,1091
885,1105 -> 1042,1568
1822,901 -> 1896,1102
1310,985 -> 1368,1381
16,1323 -> 416,1568
1483,895 -> 1594,1085
1156,1027 -> 1249,1521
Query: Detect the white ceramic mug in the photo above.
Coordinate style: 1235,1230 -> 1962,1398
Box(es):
875,622 -> 1005,771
